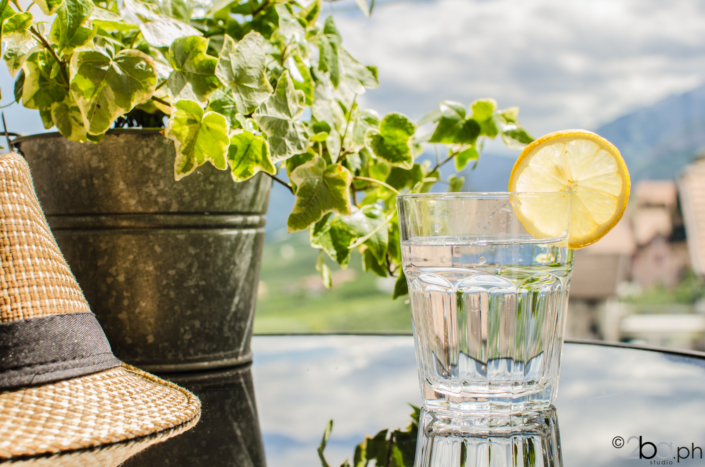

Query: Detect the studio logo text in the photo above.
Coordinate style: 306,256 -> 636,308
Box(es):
613,436 -> 703,464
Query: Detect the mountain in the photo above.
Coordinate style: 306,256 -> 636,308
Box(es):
595,84 -> 705,182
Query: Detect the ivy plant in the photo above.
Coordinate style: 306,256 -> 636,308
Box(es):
1,0 -> 534,296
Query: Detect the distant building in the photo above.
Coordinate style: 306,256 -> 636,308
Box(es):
678,155 -> 705,277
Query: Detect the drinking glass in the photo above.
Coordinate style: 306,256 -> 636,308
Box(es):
397,193 -> 573,415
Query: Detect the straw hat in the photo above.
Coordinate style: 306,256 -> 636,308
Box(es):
0,152 -> 201,464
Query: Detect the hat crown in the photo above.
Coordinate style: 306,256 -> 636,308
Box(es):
0,152 -> 90,323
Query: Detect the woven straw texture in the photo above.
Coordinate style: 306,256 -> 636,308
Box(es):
0,152 -> 201,459
0,152 -> 90,322
0,364 -> 201,459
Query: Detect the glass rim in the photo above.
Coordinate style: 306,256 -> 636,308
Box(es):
396,191 -> 567,199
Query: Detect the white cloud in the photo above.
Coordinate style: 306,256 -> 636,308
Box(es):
332,0 -> 705,135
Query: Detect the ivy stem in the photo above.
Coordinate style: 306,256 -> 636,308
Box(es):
267,172 -> 294,194
30,26 -> 70,87
252,0 -> 270,16
155,80 -> 167,91
353,176 -> 399,195
430,149 -> 460,175
337,93 -> 358,162
151,95 -> 172,108
350,185 -> 357,207
26,1 -> 35,11
129,30 -> 142,49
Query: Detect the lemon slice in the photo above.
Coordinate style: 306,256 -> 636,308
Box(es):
508,129 -> 630,249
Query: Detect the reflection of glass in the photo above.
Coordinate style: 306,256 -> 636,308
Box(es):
415,406 -> 562,467
398,193 -> 573,414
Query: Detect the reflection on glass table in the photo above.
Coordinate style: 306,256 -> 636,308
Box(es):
416,407 -> 562,467
114,335 -> 705,467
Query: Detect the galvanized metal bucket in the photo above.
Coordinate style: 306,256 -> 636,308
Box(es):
15,130 -> 271,372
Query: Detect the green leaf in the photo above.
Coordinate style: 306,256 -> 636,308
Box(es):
351,108 -> 379,150
448,174 -> 464,192
354,0 -> 375,17
501,125 -> 534,149
386,164 -> 423,190
311,214 -> 355,268
298,0 -> 320,26
318,16 -> 341,88
470,98 -> 496,121
429,101 -> 480,144
168,35 -> 221,104
50,0 -> 95,54
393,270 -> 408,299
288,157 -> 352,232
39,108 -> 53,129
70,48 -> 157,134
340,48 -> 378,93
387,219 -> 401,263
254,70 -> 309,161
369,112 -> 416,169
13,68 -> 24,103
215,32 -> 272,114
315,252 -> 332,288
35,0 -> 63,15
22,51 -> 67,111
285,150 -> 314,184
51,95 -> 92,142
227,130 -> 275,182
159,0 -> 192,23
165,99 -> 230,179
317,420 -> 334,467
125,0 -> 201,48
338,205 -> 388,264
455,145 -> 478,170
363,248 -> 386,277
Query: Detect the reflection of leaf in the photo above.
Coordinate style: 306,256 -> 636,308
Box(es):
70,48 -> 157,134
227,131 -> 275,182
215,32 -> 272,114
165,99 -> 230,179
369,112 -> 416,169
168,35 -> 221,104
287,157 -> 351,232
254,71 -> 308,161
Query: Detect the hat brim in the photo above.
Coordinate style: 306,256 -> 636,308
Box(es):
0,364 -> 201,460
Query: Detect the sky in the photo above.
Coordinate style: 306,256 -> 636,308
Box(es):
327,0 -> 705,143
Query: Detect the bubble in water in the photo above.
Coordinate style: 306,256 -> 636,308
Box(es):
478,256 -> 486,264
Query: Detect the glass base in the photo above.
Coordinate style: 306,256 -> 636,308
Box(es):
421,378 -> 555,415
414,406 -> 563,467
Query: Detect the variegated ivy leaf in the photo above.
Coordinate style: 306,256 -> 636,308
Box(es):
315,251 -> 332,288
312,80 -> 345,132
448,174 -> 464,192
288,54 -> 313,106
298,0 -> 320,27
310,213 -> 356,268
51,95 -> 91,142
35,0 -> 64,16
340,48 -> 378,94
50,0 -> 95,54
470,98 -> 498,138
156,0 -> 193,23
355,0 -> 375,17
3,12 -> 32,39
455,145 -> 478,170
368,112 -> 416,169
287,156 -> 352,232
254,71 -> 308,161
21,51 -> 67,110
351,108 -> 380,151
70,48 -> 157,134
317,16 -> 341,88
165,99 -> 230,180
274,4 -> 305,42
227,131 -> 275,182
168,35 -> 221,105
215,32 -> 272,115
3,35 -> 37,78
124,0 -> 200,48
337,204 -> 388,264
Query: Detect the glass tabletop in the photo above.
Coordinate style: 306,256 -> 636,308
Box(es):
123,335 -> 705,467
